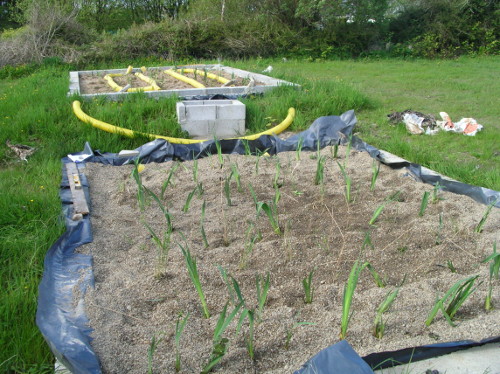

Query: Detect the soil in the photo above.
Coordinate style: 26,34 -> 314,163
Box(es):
78,68 -> 258,94
79,145 -> 500,373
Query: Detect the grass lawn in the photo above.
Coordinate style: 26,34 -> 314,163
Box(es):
0,56 -> 498,372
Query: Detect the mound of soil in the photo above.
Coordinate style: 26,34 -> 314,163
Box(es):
79,145 -> 499,373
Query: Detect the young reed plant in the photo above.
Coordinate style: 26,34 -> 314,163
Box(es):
201,200 -> 209,248
370,160 -> 380,191
482,242 -> 499,310
302,268 -> 315,304
341,260 -> 385,339
256,273 -> 270,322
147,333 -> 163,374
174,312 -> 189,372
419,191 -> 430,217
314,155 -> 327,186
369,202 -> 386,226
131,158 -> 146,211
143,220 -> 172,277
215,138 -> 224,168
245,309 -> 255,360
474,198 -> 498,233
425,275 -> 481,327
161,162 -> 180,199
201,302 -> 243,374
179,242 -> 210,318
231,163 -> 242,192
240,223 -> 261,269
182,186 -> 197,213
432,182 -> 443,203
296,137 -> 304,161
217,266 -> 245,306
273,159 -> 282,189
337,161 -> 352,203
373,288 -> 399,339
257,202 -> 281,235
192,159 -> 199,184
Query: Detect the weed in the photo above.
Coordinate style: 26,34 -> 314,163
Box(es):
201,302 -> 243,373
419,191 -> 430,217
147,333 -> 163,374
182,186 -> 197,213
370,160 -> 380,191
474,199 -> 498,233
179,241 -> 210,318
303,268 -> 315,304
373,288 -> 399,339
256,273 -> 270,321
425,275 -> 481,327
174,312 -> 189,372
482,242 -> 499,310
285,321 -> 315,350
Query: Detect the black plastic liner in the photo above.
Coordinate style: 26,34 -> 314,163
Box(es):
36,110 -> 500,373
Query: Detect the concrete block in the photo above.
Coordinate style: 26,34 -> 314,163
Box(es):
177,100 -> 246,139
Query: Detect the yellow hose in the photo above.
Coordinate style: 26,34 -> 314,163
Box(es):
72,101 -> 295,144
164,69 -> 206,89
178,69 -> 230,84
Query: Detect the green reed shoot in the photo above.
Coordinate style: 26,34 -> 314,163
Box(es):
337,161 -> 352,203
179,242 -> 210,318
273,159 -> 282,188
144,187 -> 173,232
482,242 -> 499,310
174,312 -> 189,372
370,160 -> 380,191
242,139 -> 251,155
432,182 -> 443,203
215,138 -> 223,168
248,183 -> 259,211
447,260 -> 457,273
231,163 -> 242,192
192,159 -> 198,184
240,223 -> 261,269
147,333 -> 163,374
245,309 -> 255,360
373,288 -> 399,339
201,200 -> 208,248
201,302 -> 243,373
296,137 -> 304,160
369,202 -> 386,225
144,221 -> 171,277
435,213 -> 444,245
256,273 -> 270,321
285,321 -> 316,350
362,230 -> 374,251
257,202 -> 281,235
161,161 -> 180,199
419,191 -> 430,217
425,275 -> 481,327
182,186 -> 197,212
341,260 -> 385,339
474,199 -> 497,233
131,158 -> 145,211
303,268 -> 315,304
314,155 -> 327,186
333,143 -> 339,158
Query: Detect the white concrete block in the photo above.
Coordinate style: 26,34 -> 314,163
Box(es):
217,101 -> 245,120
186,104 -> 216,121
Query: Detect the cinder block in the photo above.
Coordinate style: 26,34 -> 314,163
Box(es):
177,100 -> 246,139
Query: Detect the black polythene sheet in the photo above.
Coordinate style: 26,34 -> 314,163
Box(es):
36,110 -> 500,374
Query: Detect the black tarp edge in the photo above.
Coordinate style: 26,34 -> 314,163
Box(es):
36,111 -> 500,374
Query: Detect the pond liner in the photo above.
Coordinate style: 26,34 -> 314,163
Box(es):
36,110 -> 500,374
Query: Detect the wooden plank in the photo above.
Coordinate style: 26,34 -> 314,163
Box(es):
65,162 -> 89,217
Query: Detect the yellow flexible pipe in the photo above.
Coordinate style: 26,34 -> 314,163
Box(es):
72,101 -> 295,144
135,72 -> 160,90
164,69 -> 206,88
178,69 -> 230,84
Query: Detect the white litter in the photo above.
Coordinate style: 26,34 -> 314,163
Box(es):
437,112 -> 483,136
262,65 -> 273,73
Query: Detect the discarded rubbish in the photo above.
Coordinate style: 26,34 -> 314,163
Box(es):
437,112 -> 483,136
388,110 -> 483,136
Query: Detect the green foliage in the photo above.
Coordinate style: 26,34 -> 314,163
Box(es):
482,242 -> 499,310
256,272 -> 270,322
174,311 -> 189,372
425,275 -> 481,327
474,199 -> 498,233
147,333 -> 163,374
302,268 -> 315,304
373,288 -> 399,339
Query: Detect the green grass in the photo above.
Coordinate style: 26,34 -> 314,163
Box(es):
0,56 -> 499,371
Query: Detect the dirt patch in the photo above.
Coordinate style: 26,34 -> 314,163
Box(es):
78,68 -> 257,94
79,145 -> 499,373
